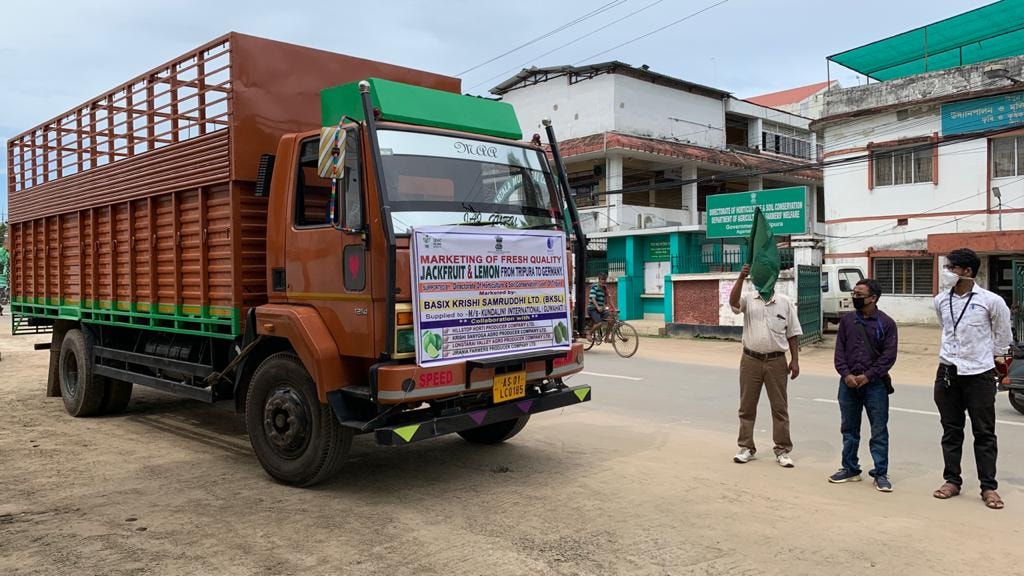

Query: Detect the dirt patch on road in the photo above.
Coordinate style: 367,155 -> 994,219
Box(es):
1,324 -> 1020,575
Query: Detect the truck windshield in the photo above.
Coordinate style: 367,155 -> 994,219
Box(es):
377,129 -> 563,234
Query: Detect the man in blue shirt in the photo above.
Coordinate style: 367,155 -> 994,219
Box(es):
587,273 -> 615,343
831,278 -> 898,492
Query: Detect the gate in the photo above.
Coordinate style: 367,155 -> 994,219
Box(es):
1013,260 -> 1024,342
797,265 -> 823,345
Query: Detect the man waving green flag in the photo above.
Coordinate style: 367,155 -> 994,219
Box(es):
729,205 -> 802,468
746,206 -> 779,301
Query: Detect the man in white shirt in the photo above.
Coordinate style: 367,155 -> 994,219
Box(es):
931,248 -> 1010,510
729,264 -> 802,467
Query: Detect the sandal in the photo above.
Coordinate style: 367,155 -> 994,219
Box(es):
982,490 -> 1005,510
933,482 -> 961,499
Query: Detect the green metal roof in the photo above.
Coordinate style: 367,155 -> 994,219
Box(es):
829,0 -> 1024,81
321,78 -> 523,140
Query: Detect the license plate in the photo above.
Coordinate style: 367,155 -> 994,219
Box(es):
493,371 -> 527,404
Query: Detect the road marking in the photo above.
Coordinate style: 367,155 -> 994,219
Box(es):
581,371 -> 643,381
809,398 -> 1024,427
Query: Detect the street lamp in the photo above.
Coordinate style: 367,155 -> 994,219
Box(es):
993,186 -> 1003,231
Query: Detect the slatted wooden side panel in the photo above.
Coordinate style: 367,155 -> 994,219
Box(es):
96,206 -> 113,309
61,212 -> 81,306
34,219 -> 45,302
179,189 -> 202,311
236,181 -> 269,325
12,223 -> 25,299
207,184 -> 236,317
132,199 -> 153,312
154,193 -> 178,312
46,216 -> 59,304
82,207 -> 96,303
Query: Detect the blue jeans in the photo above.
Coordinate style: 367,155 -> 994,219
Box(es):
838,378 -> 890,477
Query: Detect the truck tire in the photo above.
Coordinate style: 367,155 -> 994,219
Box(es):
457,415 -> 530,444
245,352 -> 351,486
1010,390 -> 1024,416
100,379 -> 133,415
58,329 -> 106,417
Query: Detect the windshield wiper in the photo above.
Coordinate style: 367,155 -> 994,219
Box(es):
523,222 -> 563,230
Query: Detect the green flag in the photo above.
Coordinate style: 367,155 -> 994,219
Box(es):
746,207 -> 779,301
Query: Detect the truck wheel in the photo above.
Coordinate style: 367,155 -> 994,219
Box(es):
1010,390 -> 1024,416
100,379 -> 133,415
59,329 -> 106,417
245,352 -> 351,486
457,415 -> 530,444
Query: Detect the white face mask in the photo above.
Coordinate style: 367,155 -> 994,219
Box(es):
939,268 -> 970,291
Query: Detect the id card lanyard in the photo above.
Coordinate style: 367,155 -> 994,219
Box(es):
949,289 -> 976,338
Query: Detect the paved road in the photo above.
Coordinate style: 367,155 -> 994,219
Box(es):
572,345 -> 1024,490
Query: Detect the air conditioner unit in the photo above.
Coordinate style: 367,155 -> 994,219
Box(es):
636,213 -> 656,229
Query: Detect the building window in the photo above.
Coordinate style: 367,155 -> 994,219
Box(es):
872,147 -> 933,187
991,136 -> 1024,178
816,186 -> 825,223
761,130 -> 811,159
569,175 -> 601,208
874,257 -> 933,295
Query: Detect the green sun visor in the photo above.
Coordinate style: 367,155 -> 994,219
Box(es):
829,0 -> 1024,81
321,78 -> 523,140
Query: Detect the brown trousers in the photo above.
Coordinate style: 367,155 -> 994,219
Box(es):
738,353 -> 792,455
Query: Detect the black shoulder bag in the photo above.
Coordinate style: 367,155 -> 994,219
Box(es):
854,320 -> 894,395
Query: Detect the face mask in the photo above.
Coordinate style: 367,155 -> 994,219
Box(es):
852,296 -> 869,310
939,268 -> 967,290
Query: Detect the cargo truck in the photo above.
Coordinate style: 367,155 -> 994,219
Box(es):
7,33 -> 591,486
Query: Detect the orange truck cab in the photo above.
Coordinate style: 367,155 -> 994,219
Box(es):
7,35 -> 591,486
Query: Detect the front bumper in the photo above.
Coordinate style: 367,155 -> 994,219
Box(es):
373,384 -> 592,446
369,342 -> 585,404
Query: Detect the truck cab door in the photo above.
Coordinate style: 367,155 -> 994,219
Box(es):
285,131 -> 373,357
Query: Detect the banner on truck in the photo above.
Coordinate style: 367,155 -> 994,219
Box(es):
410,226 -> 572,366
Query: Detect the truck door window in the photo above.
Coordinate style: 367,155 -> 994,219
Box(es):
295,131 -> 361,228
837,268 -> 863,292
821,272 -> 829,293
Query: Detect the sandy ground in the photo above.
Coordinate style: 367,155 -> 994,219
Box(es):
1,321 -> 1021,576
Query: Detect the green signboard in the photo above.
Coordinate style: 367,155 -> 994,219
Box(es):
706,187 -> 807,239
646,237 -> 670,261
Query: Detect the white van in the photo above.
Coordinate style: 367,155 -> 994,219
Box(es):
821,264 -> 866,326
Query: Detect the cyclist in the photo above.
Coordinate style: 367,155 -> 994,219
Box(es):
587,273 -> 615,343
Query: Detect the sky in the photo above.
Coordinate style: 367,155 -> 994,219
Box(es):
0,0 -> 995,218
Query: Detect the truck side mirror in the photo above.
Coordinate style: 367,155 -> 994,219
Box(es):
318,126 -> 347,179
320,125 -> 365,235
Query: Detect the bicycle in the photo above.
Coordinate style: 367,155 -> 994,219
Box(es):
582,311 -> 639,358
